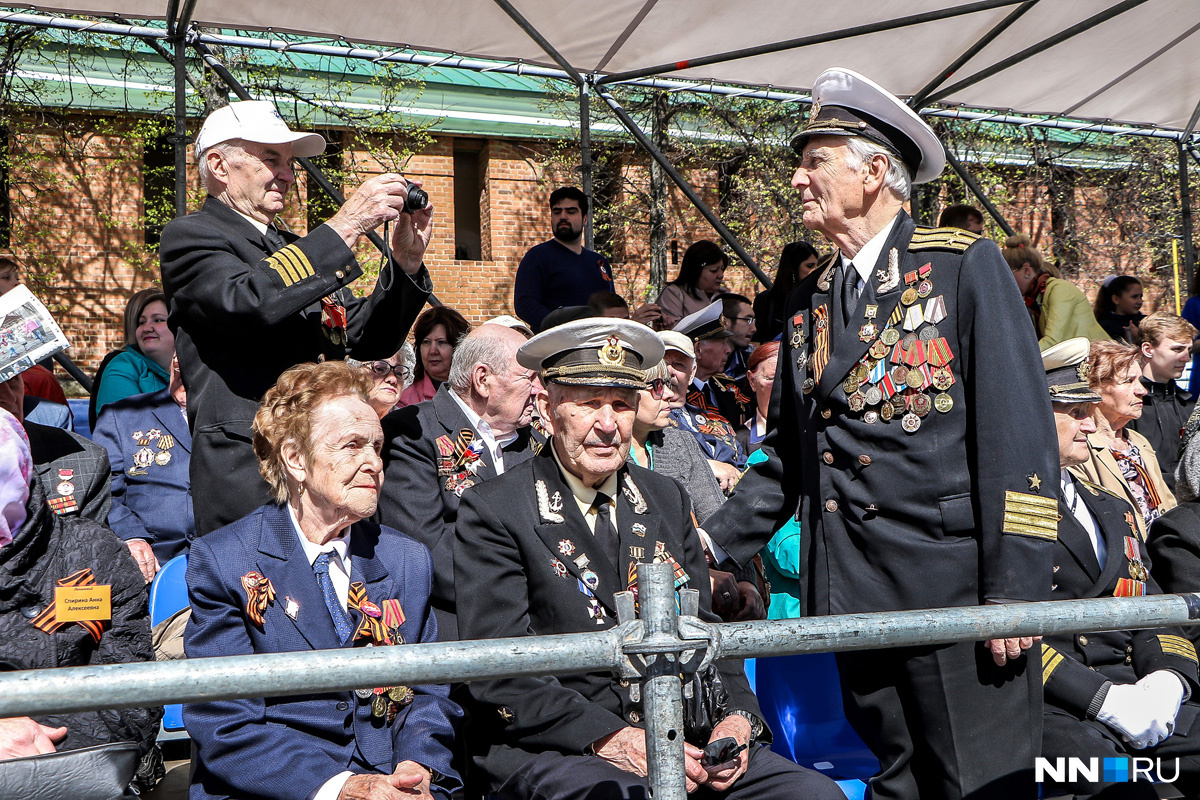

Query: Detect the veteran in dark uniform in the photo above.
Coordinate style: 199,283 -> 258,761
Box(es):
453,319 -> 842,800
1040,338 -> 1200,799
160,100 -> 433,535
704,68 -> 1059,800
379,322 -> 543,640
672,302 -> 747,470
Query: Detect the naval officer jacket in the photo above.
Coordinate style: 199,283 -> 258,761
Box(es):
707,212 -> 1060,615
1042,477 -> 1199,720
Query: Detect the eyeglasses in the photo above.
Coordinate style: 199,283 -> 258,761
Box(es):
364,360 -> 411,379
647,378 -> 668,400
730,315 -> 755,324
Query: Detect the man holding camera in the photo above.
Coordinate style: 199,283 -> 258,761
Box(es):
160,100 -> 433,535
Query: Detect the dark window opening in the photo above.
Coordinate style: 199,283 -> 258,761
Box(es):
453,139 -> 484,261
143,123 -> 175,247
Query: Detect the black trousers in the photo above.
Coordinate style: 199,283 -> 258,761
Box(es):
494,744 -> 844,800
836,640 -> 1041,800
1042,703 -> 1200,799
191,427 -> 272,535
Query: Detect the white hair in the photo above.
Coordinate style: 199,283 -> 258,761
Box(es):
197,141 -> 239,193
843,136 -> 911,202
448,329 -> 516,396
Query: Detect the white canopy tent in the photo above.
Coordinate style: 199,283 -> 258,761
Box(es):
9,0 -> 1200,132
3,0 -> 1198,282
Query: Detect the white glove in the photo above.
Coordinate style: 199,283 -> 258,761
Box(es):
1097,682 -> 1177,749
1136,670 -> 1186,732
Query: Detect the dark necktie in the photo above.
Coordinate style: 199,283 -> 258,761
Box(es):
313,552 -> 354,643
592,492 -> 617,548
264,225 -> 286,252
841,263 -> 860,322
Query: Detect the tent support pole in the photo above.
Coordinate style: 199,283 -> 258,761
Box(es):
926,0 -> 1150,104
1181,141 -> 1196,295
944,148 -> 1015,236
909,0 -> 1040,109
595,0 -> 1025,87
188,39 -> 442,304
580,81 -> 594,250
595,88 -> 769,288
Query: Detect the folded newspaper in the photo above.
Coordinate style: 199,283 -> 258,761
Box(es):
0,285 -> 70,383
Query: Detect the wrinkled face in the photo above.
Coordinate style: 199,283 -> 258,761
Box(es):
663,351 -> 695,410
539,384 -> 636,485
1055,402 -> 1098,468
696,260 -> 726,295
420,324 -> 454,382
296,395 -> 384,523
694,338 -> 731,378
551,200 -> 585,242
747,355 -> 778,409
486,363 -> 541,432
210,140 -> 296,223
725,302 -> 756,347
634,384 -> 672,434
365,355 -> 407,417
1098,362 -> 1146,425
1143,336 -> 1190,381
791,135 -> 867,236
797,254 -> 820,281
135,300 -> 173,363
1113,284 -> 1144,316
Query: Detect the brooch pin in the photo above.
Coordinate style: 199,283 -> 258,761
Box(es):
622,475 -> 648,515
536,480 -> 564,523
241,571 -> 276,627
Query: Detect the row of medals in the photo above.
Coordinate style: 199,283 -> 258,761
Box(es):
355,623 -> 414,722
797,277 -> 954,434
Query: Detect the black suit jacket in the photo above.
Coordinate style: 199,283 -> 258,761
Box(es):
1148,501 -> 1200,647
378,385 -> 542,638
454,448 -> 760,791
159,197 -> 431,533
25,420 -> 111,524
1043,479 -> 1199,719
706,214 -> 1060,615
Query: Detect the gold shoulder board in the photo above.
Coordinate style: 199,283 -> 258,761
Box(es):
908,226 -> 982,253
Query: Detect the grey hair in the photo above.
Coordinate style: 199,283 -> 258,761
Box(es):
197,141 -> 239,193
643,360 -> 670,383
843,136 -> 911,201
448,329 -> 515,395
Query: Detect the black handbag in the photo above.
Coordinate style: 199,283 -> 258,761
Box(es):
0,741 -> 140,800
683,664 -> 729,745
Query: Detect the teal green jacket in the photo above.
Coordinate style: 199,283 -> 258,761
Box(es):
745,449 -> 802,620
94,347 -> 169,416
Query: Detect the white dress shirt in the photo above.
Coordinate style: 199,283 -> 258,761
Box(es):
840,213 -> 901,294
449,390 -> 520,475
1061,469 -> 1106,567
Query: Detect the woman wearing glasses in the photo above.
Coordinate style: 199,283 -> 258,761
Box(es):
351,348 -> 414,418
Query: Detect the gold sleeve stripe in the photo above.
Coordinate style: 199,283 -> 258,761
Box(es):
265,255 -> 298,287
270,248 -> 303,283
1041,643 -> 1057,665
1005,491 -> 1058,512
1042,652 -> 1064,684
277,244 -> 314,280
1003,491 -> 1058,539
1158,635 -> 1198,662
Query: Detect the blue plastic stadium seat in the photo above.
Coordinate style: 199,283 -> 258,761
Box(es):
754,651 -> 877,798
149,554 -> 189,732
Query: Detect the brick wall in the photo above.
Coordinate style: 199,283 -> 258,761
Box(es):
3,111 -> 1190,388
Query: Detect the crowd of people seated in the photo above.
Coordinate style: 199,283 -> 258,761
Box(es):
5,79 -> 1200,800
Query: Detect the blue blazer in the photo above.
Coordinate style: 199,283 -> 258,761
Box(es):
92,389 -> 194,564
183,503 -> 461,800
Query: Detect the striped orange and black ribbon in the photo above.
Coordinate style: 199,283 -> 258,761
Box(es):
811,305 -> 830,385
348,582 -> 387,644
30,568 -> 108,643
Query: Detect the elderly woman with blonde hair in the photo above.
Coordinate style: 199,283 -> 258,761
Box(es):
1069,339 -> 1176,539
183,360 -> 460,800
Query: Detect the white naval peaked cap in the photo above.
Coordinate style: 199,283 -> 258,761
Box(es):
673,300 -> 733,343
792,67 -> 946,185
517,318 -> 664,389
195,100 -> 326,159
1042,337 -> 1101,403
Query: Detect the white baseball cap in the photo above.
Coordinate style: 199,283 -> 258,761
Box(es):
195,100 -> 326,159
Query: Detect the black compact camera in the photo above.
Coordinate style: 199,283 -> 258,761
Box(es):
405,185 -> 429,213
